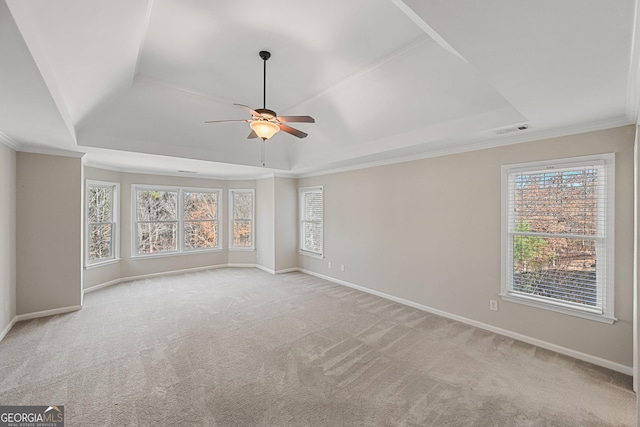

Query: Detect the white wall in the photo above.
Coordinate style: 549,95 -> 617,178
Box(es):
0,143 -> 16,338
298,125 -> 635,369
17,152 -> 83,315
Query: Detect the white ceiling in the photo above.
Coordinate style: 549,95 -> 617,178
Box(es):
1,0 -> 638,178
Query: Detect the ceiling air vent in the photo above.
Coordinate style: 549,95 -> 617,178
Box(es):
178,170 -> 197,174
494,124 -> 529,135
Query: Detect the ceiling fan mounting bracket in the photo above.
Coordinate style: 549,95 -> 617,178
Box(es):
255,108 -> 277,120
259,50 -> 271,61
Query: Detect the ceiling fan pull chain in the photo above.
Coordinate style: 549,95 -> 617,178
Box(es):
261,139 -> 266,167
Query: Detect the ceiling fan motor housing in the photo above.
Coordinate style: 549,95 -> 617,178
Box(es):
255,108 -> 277,120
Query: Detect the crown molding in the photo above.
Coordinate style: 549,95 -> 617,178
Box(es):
0,131 -> 21,151
293,117 -> 634,178
19,145 -> 85,158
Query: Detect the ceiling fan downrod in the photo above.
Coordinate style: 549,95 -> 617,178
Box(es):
259,50 -> 270,109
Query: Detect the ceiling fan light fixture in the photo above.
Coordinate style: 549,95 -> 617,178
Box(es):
250,120 -> 280,140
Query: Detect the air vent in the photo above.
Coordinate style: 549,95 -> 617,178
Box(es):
494,124 -> 530,135
178,170 -> 197,174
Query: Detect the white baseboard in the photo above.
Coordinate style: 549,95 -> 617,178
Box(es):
0,317 -> 17,343
84,278 -> 122,294
256,265 -> 275,275
227,263 -> 258,269
275,267 -> 298,274
15,305 -> 82,322
299,269 -> 633,376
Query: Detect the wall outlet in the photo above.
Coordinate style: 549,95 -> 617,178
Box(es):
328,262 -> 332,269
490,300 -> 498,311
340,265 -> 345,272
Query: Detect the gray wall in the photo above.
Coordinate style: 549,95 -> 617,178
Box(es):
84,168 -> 258,289
298,125 -> 635,368
256,177 -> 275,272
17,152 -> 83,315
274,177 -> 298,272
0,144 -> 16,336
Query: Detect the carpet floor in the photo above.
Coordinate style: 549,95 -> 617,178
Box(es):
0,268 -> 635,426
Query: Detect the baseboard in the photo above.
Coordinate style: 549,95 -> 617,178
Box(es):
84,278 -> 122,294
299,269 -> 633,376
227,263 -> 258,269
256,265 -> 275,275
15,305 -> 82,322
83,264 -> 232,294
275,267 -> 298,274
0,317 -> 17,343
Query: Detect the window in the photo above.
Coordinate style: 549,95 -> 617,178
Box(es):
183,190 -> 220,251
230,189 -> 254,250
134,186 -> 221,256
300,186 -> 323,257
501,154 -> 615,323
86,180 -> 119,265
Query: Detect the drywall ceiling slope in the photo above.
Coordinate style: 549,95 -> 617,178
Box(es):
0,2 -> 75,151
0,0 -> 636,176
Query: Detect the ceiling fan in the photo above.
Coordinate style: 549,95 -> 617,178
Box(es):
205,51 -> 315,143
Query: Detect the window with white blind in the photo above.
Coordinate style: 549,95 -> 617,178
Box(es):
86,180 -> 119,266
230,189 -> 254,250
501,154 -> 615,323
300,186 -> 323,257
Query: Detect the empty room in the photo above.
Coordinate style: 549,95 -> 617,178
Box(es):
1,1 -> 640,425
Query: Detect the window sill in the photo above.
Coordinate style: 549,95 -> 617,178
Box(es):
500,293 -> 616,324
299,250 -> 324,260
132,248 -> 223,260
85,258 -> 120,269
229,247 -> 255,252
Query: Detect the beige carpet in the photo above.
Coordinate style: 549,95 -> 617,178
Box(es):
0,268 -> 635,426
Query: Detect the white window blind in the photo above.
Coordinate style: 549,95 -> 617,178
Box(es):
502,154 -> 614,322
300,187 -> 323,256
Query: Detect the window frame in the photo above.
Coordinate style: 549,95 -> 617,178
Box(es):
299,186 -> 324,259
229,189 -> 255,251
85,180 -> 120,267
500,153 -> 615,324
132,184 -> 222,258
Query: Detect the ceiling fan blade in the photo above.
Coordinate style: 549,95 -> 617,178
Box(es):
278,124 -> 308,139
247,130 -> 258,139
204,119 -> 250,123
234,103 -> 261,117
277,115 -> 315,123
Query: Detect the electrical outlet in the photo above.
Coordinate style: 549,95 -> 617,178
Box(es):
490,300 -> 498,311
328,262 -> 332,269
340,265 -> 345,272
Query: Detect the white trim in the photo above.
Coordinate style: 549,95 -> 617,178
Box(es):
86,180 -> 120,267
275,267 -> 299,274
83,278 -> 123,294
256,264 -> 276,275
14,305 -> 82,322
0,131 -> 20,150
227,263 -> 257,269
0,317 -> 17,343
83,264 -> 233,294
132,184 -> 223,256
19,146 -> 85,159
293,120 -> 632,179
229,189 -> 255,250
501,153 -> 616,322
299,186 -> 324,257
298,268 -> 632,376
